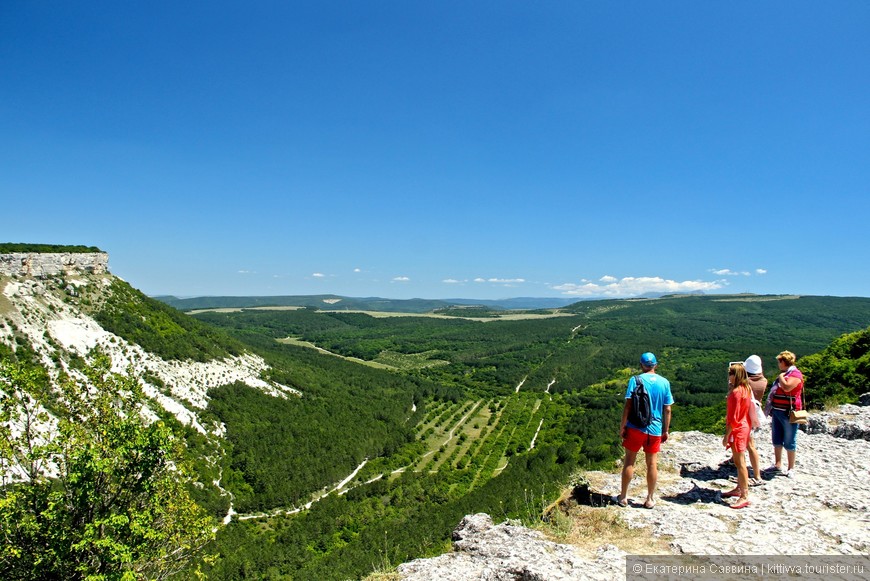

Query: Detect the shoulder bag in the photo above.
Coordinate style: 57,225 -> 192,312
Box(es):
789,398 -> 808,424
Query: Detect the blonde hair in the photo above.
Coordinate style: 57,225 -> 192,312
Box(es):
777,351 -> 797,366
729,362 -> 751,396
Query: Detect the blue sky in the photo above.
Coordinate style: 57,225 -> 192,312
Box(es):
2,2 -> 868,300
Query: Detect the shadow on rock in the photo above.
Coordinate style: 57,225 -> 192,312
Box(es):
570,482 -> 614,508
661,482 -> 723,505
679,462 -> 732,482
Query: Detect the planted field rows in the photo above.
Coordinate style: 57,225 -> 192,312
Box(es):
349,392 -> 550,496
414,393 -> 548,494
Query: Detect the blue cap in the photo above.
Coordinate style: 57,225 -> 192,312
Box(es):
640,352 -> 657,367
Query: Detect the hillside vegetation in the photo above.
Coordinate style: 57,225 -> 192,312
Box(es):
92,279 -> 248,362
191,293 -> 870,579
800,325 -> 870,404
3,275 -> 870,580
0,243 -> 103,253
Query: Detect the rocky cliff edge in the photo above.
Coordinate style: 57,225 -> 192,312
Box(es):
397,404 -> 870,580
0,252 -> 109,276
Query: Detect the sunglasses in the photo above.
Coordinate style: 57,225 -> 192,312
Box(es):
728,361 -> 744,375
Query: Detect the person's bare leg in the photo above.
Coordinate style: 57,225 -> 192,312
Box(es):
619,449 -> 638,504
644,451 -> 658,508
747,436 -> 760,480
733,451 -> 749,502
786,449 -> 796,472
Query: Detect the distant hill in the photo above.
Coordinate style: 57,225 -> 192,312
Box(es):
446,297 -> 577,310
154,294 -> 577,313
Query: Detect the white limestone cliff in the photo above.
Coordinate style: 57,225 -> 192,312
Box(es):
1,272 -> 299,436
0,252 -> 110,277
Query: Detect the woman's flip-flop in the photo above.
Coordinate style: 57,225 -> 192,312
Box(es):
730,499 -> 751,509
643,500 -> 656,509
721,489 -> 741,498
612,495 -> 628,507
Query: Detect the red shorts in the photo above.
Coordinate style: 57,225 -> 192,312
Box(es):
623,426 -> 662,454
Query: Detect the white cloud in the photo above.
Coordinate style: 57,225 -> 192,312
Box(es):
711,268 -> 752,277
312,272 -> 326,278
756,268 -> 767,275
392,276 -> 410,282
473,277 -> 526,284
442,278 -> 466,284
353,268 -> 362,273
552,276 -> 725,297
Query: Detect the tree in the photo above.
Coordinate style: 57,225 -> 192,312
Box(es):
799,326 -> 870,406
0,353 -> 215,580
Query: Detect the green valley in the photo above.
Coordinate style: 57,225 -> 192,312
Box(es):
4,274 -> 870,580
189,293 -> 870,579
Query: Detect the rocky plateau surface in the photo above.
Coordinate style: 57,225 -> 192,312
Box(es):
398,404 -> 870,580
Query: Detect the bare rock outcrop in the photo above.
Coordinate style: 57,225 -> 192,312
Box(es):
398,405 -> 870,579
0,252 -> 109,277
397,513 -> 625,581
615,411 -> 870,555
805,404 -> 870,440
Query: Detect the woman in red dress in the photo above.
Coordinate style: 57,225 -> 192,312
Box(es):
722,362 -> 753,509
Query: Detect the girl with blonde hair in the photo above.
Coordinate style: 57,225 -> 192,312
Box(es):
722,362 -> 753,509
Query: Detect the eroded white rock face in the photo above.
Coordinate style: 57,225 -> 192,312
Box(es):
398,406 -> 870,579
0,252 -> 109,276
1,274 -> 299,436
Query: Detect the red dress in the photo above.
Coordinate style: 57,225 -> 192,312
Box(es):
727,387 -> 752,453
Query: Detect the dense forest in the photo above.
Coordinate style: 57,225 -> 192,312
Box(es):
4,280 -> 870,580
800,325 -> 870,405
195,294 -> 870,412
187,294 -> 870,579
